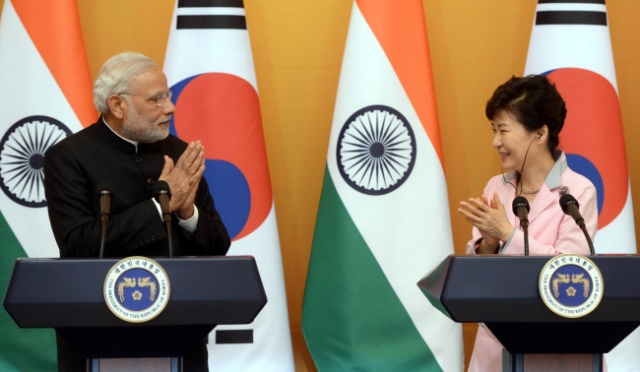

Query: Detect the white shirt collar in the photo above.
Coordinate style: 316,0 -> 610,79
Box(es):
502,150 -> 566,191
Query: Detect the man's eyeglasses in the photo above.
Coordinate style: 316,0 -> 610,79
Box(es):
119,91 -> 173,107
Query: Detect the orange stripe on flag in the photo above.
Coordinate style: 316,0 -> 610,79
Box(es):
356,0 -> 444,166
12,0 -> 95,126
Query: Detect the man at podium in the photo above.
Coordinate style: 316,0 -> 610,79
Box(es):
43,52 -> 230,371
457,75 -> 598,372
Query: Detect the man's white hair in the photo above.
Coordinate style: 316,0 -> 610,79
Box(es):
93,52 -> 159,114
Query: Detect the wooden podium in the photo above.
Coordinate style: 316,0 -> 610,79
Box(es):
3,256 -> 266,372
418,255 -> 640,372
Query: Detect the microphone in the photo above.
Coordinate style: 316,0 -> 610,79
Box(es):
153,181 -> 174,257
559,194 -> 595,255
512,196 -> 531,256
512,196 -> 530,226
97,189 -> 113,258
153,181 -> 172,223
559,194 -> 583,225
98,189 -> 112,223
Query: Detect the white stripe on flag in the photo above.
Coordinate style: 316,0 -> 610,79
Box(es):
0,1 -> 83,258
164,29 -> 257,91
326,4 -> 461,370
210,207 -> 294,371
525,2 -> 637,370
594,188 -> 635,254
526,26 -> 617,91
163,2 -> 294,370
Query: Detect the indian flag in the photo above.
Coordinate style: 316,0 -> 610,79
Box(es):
524,1 -> 637,370
0,0 -> 94,370
163,0 -> 294,370
301,0 -> 463,371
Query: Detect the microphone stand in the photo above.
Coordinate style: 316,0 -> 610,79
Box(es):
577,220 -> 595,255
159,193 -> 174,258
521,219 -> 529,257
559,194 -> 595,255
99,220 -> 107,259
98,190 -> 112,259
154,181 -> 174,258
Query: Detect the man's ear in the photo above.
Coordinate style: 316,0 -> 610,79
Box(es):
107,94 -> 126,119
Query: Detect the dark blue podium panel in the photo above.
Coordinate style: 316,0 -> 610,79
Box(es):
3,256 -> 266,358
418,255 -> 640,353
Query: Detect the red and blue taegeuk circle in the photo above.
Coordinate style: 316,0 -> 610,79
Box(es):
169,73 -> 272,241
545,68 -> 628,228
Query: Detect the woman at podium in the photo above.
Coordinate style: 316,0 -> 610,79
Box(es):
457,75 -> 598,372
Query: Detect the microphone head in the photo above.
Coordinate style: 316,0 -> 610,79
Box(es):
153,180 -> 172,198
97,188 -> 113,222
559,193 -> 579,215
97,189 -> 112,197
512,195 -> 530,215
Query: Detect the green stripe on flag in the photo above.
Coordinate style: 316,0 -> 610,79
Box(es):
302,167 -> 442,371
0,211 -> 57,371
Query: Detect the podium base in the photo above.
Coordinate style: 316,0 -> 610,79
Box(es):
89,357 -> 181,372
503,350 -> 603,372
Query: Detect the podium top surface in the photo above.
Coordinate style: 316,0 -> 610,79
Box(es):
3,256 -> 266,328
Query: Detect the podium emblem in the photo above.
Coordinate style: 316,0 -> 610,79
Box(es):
104,256 -> 171,323
539,254 -> 603,318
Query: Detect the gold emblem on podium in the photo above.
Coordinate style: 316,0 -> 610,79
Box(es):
104,256 -> 170,323
539,254 -> 603,318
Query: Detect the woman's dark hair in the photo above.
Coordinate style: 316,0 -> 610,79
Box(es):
485,75 -> 567,152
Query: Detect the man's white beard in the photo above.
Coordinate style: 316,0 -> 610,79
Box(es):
121,103 -> 170,143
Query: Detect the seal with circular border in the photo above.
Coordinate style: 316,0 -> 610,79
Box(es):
539,253 -> 603,318
104,256 -> 170,323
